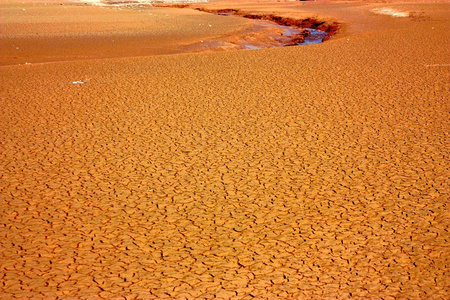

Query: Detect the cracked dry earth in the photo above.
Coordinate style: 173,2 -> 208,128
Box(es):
1,16 -> 450,299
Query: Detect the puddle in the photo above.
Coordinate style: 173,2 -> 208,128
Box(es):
183,16 -> 329,54
210,10 -> 329,50
280,26 -> 328,45
302,29 -> 329,45
183,19 -> 328,54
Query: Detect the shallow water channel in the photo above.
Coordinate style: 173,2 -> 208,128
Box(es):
214,12 -> 328,50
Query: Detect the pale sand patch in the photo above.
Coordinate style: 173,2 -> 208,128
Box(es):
371,7 -> 410,17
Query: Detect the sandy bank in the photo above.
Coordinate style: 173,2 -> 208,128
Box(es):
0,2 -> 253,65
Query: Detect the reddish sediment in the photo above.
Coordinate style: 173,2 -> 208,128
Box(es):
153,4 -> 339,45
1,0 -> 449,298
193,7 -> 340,41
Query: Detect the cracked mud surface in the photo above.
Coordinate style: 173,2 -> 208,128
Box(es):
1,0 -> 449,299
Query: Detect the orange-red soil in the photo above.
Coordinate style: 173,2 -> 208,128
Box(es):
1,0 -> 449,298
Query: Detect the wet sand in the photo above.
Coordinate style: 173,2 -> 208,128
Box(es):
0,1 -> 253,65
1,0 -> 449,298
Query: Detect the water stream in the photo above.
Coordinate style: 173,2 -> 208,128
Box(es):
213,12 -> 328,50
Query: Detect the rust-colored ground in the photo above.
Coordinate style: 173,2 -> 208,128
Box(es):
0,2 -> 253,65
1,0 -> 449,298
